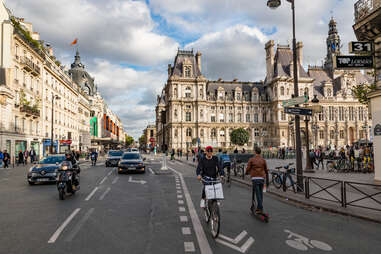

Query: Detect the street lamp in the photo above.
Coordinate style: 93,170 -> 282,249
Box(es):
304,95 -> 319,172
267,0 -> 304,191
50,93 -> 61,154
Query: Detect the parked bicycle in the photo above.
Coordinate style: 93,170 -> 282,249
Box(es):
201,177 -> 224,238
270,163 -> 300,193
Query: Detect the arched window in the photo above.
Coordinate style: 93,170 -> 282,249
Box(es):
280,86 -> 284,96
186,128 -> 192,137
220,129 -> 225,137
211,128 -> 216,137
174,87 -> 178,98
185,87 -> 192,98
184,66 -> 191,77
254,113 -> 258,123
304,87 -> 309,96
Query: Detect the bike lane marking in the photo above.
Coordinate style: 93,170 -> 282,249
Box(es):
99,187 -> 111,201
169,167 -> 213,254
111,176 -> 119,185
48,208 -> 81,243
65,208 -> 95,242
99,176 -> 108,185
85,187 -> 99,201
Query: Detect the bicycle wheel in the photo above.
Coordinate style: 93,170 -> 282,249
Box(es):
227,168 -> 231,188
310,240 -> 333,251
209,201 -> 220,238
272,174 -> 282,189
285,175 -> 296,193
203,203 -> 210,223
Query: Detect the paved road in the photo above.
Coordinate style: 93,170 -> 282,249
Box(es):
0,156 -> 380,254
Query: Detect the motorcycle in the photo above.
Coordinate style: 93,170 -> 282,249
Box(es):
91,154 -> 97,166
56,161 -> 80,200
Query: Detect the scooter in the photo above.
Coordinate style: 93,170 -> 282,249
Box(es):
56,161 -> 80,200
250,181 -> 269,223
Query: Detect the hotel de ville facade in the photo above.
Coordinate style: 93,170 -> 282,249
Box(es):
156,18 -> 373,152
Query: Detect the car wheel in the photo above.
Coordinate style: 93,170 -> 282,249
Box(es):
28,181 -> 35,185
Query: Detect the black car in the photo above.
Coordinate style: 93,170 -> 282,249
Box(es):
27,155 -> 66,185
118,152 -> 146,174
105,150 -> 124,167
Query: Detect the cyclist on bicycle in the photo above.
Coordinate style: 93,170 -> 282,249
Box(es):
196,146 -> 224,208
245,146 -> 268,214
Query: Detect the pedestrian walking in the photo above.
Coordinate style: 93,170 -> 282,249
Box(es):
171,149 -> 175,160
24,150 -> 29,165
30,149 -> 36,163
18,150 -> 24,165
3,150 -> 10,168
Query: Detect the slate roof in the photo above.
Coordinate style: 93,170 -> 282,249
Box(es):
308,67 -> 332,96
170,49 -> 201,77
273,47 -> 309,79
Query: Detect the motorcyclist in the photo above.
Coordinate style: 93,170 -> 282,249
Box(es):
64,152 -> 80,190
196,146 -> 224,208
90,150 -> 98,166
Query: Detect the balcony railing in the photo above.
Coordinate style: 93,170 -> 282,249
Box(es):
20,56 -> 41,76
355,0 -> 381,22
20,105 -> 40,118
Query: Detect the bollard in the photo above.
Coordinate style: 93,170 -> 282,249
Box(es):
161,154 -> 168,171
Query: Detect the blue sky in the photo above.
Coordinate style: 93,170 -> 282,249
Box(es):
5,0 -> 358,139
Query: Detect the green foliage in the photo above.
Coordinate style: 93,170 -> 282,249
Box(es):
125,135 -> 134,146
138,134 -> 146,146
11,17 -> 44,51
55,60 -> 61,67
351,83 -> 377,105
230,128 -> 250,146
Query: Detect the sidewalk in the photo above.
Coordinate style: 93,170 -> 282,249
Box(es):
175,156 -> 381,224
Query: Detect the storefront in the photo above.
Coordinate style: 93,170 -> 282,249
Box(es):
15,140 -> 27,157
42,139 -> 58,156
31,141 -> 41,160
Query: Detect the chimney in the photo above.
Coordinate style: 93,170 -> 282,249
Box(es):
296,41 -> 303,66
196,51 -> 202,73
265,40 -> 275,81
168,64 -> 171,76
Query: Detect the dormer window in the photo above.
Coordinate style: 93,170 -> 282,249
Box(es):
237,92 -> 241,100
184,66 -> 191,77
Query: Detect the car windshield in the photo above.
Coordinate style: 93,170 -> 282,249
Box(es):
39,156 -> 65,164
122,153 -> 140,160
108,151 -> 123,156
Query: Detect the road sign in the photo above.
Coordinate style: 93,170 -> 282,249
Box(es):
282,96 -> 308,107
284,107 -> 312,116
348,41 -> 373,54
334,55 -> 374,69
149,137 -> 155,142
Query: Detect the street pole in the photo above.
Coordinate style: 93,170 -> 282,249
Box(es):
304,116 -> 314,172
50,93 -> 54,155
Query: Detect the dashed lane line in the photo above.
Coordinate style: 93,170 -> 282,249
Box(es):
179,207 -> 186,212
148,168 -> 155,174
85,187 -> 99,201
48,208 -> 81,243
107,170 -> 113,176
99,187 -> 111,201
182,227 -> 191,235
112,177 -> 119,185
99,176 -> 108,185
180,216 -> 188,222
169,167 -> 213,254
65,208 -> 95,242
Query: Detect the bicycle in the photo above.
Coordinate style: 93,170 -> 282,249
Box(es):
271,163 -> 297,193
326,158 -> 347,173
201,177 -> 224,238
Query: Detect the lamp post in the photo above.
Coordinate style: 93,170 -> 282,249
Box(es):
50,93 -> 61,154
267,0 -> 303,191
304,95 -> 320,172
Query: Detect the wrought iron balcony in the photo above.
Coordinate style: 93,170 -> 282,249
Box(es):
20,56 -> 41,76
355,0 -> 381,22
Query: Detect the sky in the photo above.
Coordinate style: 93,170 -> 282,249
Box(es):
5,0 -> 359,139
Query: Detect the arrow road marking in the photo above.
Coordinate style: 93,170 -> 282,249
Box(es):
216,231 -> 254,253
128,176 -> 146,185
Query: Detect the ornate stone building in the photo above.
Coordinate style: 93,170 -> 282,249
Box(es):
156,18 -> 372,151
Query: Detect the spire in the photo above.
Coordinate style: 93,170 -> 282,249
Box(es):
71,49 -> 84,69
324,16 -> 341,76
328,17 -> 338,35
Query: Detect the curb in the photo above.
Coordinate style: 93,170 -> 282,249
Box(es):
230,177 -> 381,224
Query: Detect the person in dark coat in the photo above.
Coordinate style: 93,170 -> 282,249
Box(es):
18,150 -> 24,165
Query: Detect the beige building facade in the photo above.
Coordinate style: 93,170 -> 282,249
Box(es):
156,18 -> 372,152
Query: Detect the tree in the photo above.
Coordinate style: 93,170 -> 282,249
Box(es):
125,135 -> 134,147
230,128 -> 250,146
352,83 -> 377,105
138,135 -> 146,146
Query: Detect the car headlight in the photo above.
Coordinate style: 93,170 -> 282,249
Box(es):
31,173 -> 38,177
61,166 -> 68,170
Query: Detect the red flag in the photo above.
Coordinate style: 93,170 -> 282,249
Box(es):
71,38 -> 78,45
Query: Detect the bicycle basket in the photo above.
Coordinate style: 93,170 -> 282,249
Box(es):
205,183 -> 224,200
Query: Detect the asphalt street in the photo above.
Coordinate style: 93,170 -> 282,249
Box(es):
0,155 -> 380,254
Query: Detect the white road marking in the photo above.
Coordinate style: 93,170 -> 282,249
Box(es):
219,231 -> 248,244
177,195 -> 183,199
169,167 -> 212,254
177,190 -> 182,194
180,216 -> 188,222
184,242 -> 195,252
99,187 -> 111,200
48,208 -> 81,243
112,177 -> 119,185
85,187 -> 99,201
216,231 -> 255,253
99,176 -> 108,185
128,176 -> 147,185
148,168 -> 155,174
179,207 -> 186,212
176,186 -> 181,189
178,200 -> 184,205
65,208 -> 95,242
182,227 -> 191,235
107,170 -> 113,176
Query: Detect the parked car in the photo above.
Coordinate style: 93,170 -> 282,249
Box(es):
27,154 -> 66,185
118,152 -> 146,174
